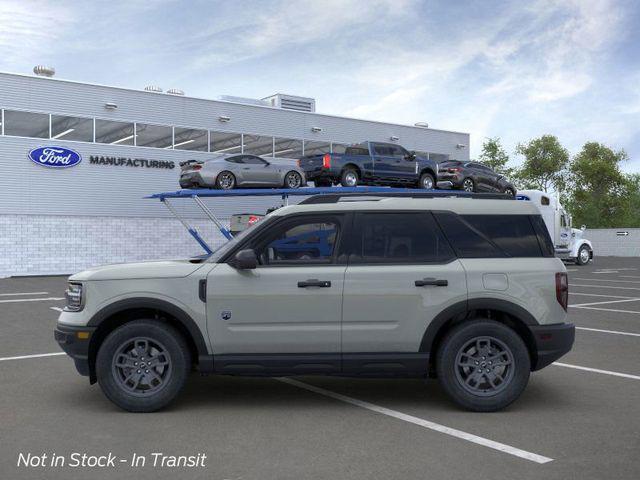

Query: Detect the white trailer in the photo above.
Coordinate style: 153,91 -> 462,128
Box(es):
517,190 -> 593,265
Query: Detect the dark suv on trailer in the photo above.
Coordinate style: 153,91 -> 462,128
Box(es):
438,161 -> 516,195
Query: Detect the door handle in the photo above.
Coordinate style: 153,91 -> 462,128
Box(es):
415,278 -> 448,287
298,279 -> 331,288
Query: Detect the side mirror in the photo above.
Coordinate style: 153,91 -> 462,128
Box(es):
229,249 -> 258,270
405,151 -> 416,161
581,225 -> 586,231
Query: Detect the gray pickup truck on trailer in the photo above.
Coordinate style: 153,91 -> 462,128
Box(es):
55,191 -> 574,413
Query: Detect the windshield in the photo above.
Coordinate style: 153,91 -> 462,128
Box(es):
204,216 -> 276,263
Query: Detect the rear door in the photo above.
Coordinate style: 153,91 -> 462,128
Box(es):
341,212 -> 468,360
371,143 -> 396,179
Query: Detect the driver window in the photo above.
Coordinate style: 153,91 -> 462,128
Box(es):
243,155 -> 266,165
256,220 -> 339,265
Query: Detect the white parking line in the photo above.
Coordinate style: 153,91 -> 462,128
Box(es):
569,292 -> 636,299
554,363 -> 640,380
576,327 -> 640,337
569,298 -> 640,307
0,291 -> 50,296
50,307 -> 63,312
571,305 -> 640,314
0,297 -> 64,304
573,278 -> 640,284
570,284 -> 640,292
278,378 -> 553,464
0,352 -> 65,362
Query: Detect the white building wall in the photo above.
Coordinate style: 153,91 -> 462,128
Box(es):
0,215 -> 231,278
584,228 -> 640,257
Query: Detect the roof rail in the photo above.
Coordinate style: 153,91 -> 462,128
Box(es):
299,191 -> 513,204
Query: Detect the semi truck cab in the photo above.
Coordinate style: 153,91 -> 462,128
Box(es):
517,190 -> 593,265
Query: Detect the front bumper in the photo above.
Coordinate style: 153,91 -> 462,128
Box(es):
529,322 -> 575,370
437,174 -> 464,188
54,324 -> 96,377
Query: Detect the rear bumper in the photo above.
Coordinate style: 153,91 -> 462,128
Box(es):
54,324 -> 96,377
303,167 -> 335,181
529,322 -> 575,370
179,172 -> 207,189
437,174 -> 464,187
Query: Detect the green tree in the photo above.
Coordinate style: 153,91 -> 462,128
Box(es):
514,135 -> 569,192
478,137 -> 514,177
567,142 -> 633,228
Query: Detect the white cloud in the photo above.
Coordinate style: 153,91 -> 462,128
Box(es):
0,0 -> 74,69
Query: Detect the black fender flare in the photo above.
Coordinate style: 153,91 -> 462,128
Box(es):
419,298 -> 538,353
87,297 -> 208,357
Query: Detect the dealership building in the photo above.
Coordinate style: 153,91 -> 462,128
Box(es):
0,69 -> 470,277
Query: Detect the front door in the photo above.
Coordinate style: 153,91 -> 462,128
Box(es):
206,214 -> 347,360
341,212 -> 468,358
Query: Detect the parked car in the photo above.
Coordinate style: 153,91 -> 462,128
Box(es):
438,160 -> 516,195
179,154 -> 306,190
55,192 -> 574,413
298,141 -> 439,189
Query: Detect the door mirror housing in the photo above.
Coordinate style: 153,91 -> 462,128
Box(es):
230,249 -> 258,269
404,151 -> 416,161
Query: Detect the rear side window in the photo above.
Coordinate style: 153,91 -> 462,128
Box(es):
530,215 -> 555,257
345,147 -> 369,156
462,215 -> 543,257
350,212 -> 454,264
434,212 -> 503,258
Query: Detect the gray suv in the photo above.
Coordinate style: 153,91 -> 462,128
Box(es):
55,193 -> 574,412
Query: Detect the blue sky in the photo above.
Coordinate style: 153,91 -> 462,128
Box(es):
1,0 -> 639,171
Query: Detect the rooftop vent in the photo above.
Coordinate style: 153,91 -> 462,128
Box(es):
144,85 -> 163,93
414,122 -> 429,128
219,95 -> 270,107
262,94 -> 316,112
167,88 -> 185,96
33,65 -> 55,77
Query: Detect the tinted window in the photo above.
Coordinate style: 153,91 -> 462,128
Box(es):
225,156 -> 244,164
274,138 -> 303,158
4,110 -> 49,138
243,135 -> 273,156
434,212 -> 503,258
51,115 -> 93,142
345,147 -> 370,156
173,127 -> 208,151
373,144 -> 393,155
243,155 -> 267,165
95,119 -> 134,145
256,219 -> 339,265
463,215 -> 542,257
210,131 -> 242,154
136,123 -> 172,148
304,140 -> 331,156
351,213 -> 454,264
530,215 -> 554,257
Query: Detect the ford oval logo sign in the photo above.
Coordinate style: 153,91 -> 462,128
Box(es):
28,146 -> 82,168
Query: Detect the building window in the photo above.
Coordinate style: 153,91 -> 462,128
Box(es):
51,115 -> 93,142
3,110 -> 49,138
135,123 -> 172,149
303,140 -> 331,156
243,134 -> 274,156
210,131 -> 242,154
95,119 -> 135,145
274,137 -> 303,159
173,127 -> 208,151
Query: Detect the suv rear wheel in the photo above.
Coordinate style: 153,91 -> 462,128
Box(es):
96,320 -> 191,412
436,319 -> 530,412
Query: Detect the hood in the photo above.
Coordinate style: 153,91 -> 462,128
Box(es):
572,228 -> 584,240
69,259 -> 206,281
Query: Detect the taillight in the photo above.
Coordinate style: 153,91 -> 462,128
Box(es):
248,215 -> 260,227
192,164 -> 202,170
556,272 -> 568,311
297,159 -> 301,167
322,153 -> 331,168
449,167 -> 461,173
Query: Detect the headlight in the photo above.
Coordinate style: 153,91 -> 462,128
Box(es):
64,282 -> 84,312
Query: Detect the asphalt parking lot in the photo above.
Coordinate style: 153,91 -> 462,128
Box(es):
1,258 -> 639,480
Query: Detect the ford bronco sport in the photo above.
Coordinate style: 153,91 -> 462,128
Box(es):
55,192 -> 574,412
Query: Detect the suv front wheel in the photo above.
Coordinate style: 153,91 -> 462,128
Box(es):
436,319 -> 530,412
96,320 -> 191,412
